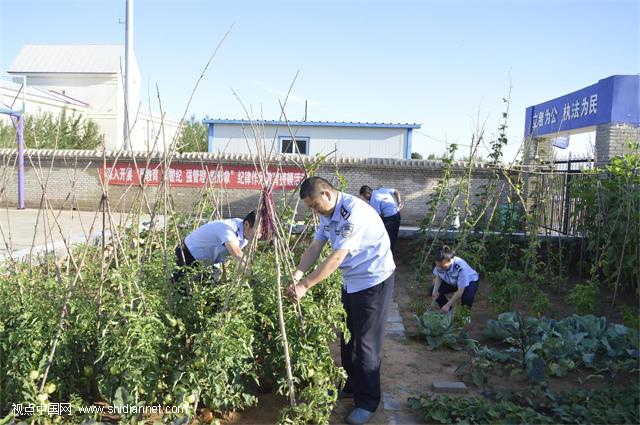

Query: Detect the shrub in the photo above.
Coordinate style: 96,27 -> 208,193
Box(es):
566,280 -> 599,314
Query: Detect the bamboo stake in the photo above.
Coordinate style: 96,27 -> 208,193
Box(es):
273,230 -> 297,407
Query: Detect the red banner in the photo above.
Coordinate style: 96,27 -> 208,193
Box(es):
101,162 -> 306,190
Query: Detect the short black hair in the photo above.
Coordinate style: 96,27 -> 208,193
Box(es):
243,210 -> 256,228
359,185 -> 372,195
299,176 -> 335,200
435,245 -> 454,262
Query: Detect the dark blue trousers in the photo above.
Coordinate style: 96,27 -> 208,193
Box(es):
382,213 -> 401,252
341,273 -> 395,412
435,280 -> 479,308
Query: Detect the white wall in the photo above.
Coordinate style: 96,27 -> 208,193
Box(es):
7,68 -> 171,152
211,124 -> 408,159
19,74 -> 121,149
132,112 -> 181,151
0,82 -> 89,127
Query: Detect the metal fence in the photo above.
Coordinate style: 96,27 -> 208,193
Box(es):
554,155 -> 594,172
534,156 -> 594,236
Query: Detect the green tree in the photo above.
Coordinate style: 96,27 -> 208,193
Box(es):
411,152 -> 423,159
177,115 -> 207,153
0,110 -> 102,149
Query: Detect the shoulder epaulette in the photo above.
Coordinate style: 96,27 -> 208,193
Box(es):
340,205 -> 351,220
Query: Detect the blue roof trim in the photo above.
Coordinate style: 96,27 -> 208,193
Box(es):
203,119 -> 421,129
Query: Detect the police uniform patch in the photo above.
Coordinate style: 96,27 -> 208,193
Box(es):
454,263 -> 461,271
341,223 -> 354,238
340,206 -> 351,220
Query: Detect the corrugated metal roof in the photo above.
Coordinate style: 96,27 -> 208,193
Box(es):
203,119 -> 421,129
8,45 -> 125,74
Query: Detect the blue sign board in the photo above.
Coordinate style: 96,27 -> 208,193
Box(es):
552,136 -> 570,149
524,75 -> 640,138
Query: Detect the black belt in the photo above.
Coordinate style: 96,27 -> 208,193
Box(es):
382,212 -> 401,220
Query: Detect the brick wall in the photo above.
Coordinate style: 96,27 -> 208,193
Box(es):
0,149 -> 512,226
595,123 -> 640,167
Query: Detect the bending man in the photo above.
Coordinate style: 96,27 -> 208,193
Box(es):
359,185 -> 403,251
173,211 -> 259,289
288,177 -> 395,425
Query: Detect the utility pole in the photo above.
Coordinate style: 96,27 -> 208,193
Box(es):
123,0 -> 133,150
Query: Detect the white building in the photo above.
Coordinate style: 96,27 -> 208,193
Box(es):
6,44 -> 179,150
204,119 -> 421,159
1,78 -> 89,117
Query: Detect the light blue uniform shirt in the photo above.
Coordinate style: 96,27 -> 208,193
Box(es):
314,192 -> 396,293
370,188 -> 400,218
432,256 -> 479,289
185,218 -> 247,264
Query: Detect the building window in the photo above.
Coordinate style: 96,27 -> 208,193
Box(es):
280,137 -> 309,155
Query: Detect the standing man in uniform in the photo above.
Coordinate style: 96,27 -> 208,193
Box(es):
287,177 -> 395,425
173,211 -> 260,288
359,185 -> 403,251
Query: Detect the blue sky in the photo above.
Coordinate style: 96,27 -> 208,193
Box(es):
1,0 -> 638,160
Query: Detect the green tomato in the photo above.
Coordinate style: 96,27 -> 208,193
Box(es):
186,394 -> 197,404
45,383 -> 56,394
37,393 -> 48,403
29,370 -> 39,381
163,394 -> 174,405
83,366 -> 93,378
307,369 -> 315,378
109,365 -> 120,376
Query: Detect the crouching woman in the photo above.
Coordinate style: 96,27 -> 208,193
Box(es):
431,246 -> 479,313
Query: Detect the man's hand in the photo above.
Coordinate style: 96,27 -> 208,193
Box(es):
431,288 -> 438,300
286,282 -> 308,302
440,304 -> 451,313
398,201 -> 405,210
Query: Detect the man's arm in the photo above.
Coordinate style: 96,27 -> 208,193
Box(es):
441,269 -> 469,312
288,247 -> 348,301
441,287 -> 464,312
292,239 -> 326,281
225,240 -> 249,271
432,275 -> 442,300
393,189 -> 404,210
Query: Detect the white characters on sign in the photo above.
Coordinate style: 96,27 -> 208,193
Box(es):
581,97 -> 589,116
571,100 -> 581,119
589,94 -> 598,114
553,93 -> 599,126
562,103 -> 572,122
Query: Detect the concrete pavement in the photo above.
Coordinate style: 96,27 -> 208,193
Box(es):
0,208 -> 159,262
